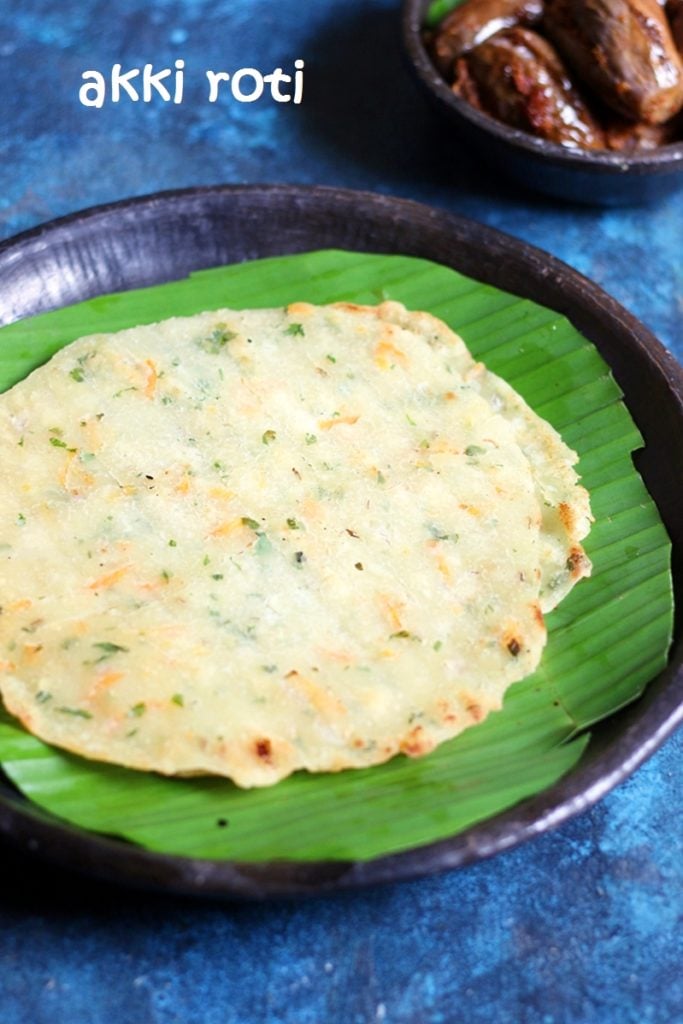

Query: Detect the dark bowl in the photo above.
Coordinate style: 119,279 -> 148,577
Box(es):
401,0 -> 683,205
0,184 -> 682,900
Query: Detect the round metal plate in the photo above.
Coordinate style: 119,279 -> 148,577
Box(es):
0,185 -> 681,899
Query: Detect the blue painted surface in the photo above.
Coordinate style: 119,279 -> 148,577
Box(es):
0,1 -> 681,1021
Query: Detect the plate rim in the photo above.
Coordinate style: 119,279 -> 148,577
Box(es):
0,183 -> 681,900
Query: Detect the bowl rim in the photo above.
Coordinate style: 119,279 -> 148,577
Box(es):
401,0 -> 683,174
0,182 -> 681,900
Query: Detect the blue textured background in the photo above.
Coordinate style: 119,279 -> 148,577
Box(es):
0,2 -> 681,1022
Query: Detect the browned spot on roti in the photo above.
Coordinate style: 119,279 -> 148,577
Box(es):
437,699 -> 459,725
558,502 -> 575,534
400,725 -> 434,757
566,546 -> 588,578
333,302 -> 366,314
254,738 -> 273,763
465,701 -> 485,723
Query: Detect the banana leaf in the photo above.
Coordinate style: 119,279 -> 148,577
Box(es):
0,250 -> 672,862
424,0 -> 467,28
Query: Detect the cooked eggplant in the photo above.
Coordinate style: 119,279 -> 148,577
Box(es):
544,0 -> 683,124
429,0 -> 544,76
453,27 -> 605,148
604,113 -> 682,148
668,0 -> 683,53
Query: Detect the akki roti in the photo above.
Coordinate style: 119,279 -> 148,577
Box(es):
0,300 -> 591,787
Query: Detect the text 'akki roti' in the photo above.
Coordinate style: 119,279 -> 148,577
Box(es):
0,301 -> 591,786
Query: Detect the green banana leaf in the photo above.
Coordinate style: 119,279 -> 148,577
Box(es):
0,250 -> 672,862
424,0 -> 467,29
421,0 -> 471,28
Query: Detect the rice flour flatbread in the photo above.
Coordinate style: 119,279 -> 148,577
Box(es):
0,301 -> 591,786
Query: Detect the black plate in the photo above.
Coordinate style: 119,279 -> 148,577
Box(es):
0,185 -> 681,900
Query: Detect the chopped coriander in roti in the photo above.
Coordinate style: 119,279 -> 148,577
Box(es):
0,301 -> 591,787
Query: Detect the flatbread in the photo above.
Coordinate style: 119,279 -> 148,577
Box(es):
0,301 -> 591,786
383,305 -> 593,609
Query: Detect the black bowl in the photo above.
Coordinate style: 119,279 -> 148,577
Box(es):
0,184 -> 681,900
401,0 -> 683,205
